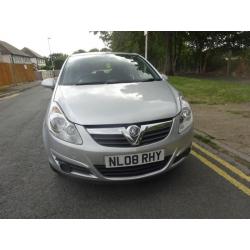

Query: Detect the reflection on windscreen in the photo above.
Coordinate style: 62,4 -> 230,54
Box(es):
60,54 -> 161,85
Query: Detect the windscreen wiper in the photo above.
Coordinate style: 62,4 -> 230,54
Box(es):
104,79 -> 139,84
74,80 -> 134,85
74,81 -> 106,85
141,78 -> 156,82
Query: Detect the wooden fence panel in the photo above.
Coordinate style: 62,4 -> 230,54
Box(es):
0,63 -> 12,85
0,63 -> 36,86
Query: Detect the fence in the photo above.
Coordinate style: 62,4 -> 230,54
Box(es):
0,63 -> 36,86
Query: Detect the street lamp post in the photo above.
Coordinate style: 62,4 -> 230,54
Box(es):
47,37 -> 55,77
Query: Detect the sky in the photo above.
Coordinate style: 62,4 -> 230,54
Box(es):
1,30 -> 106,57
1,1 -> 109,57
1,0 -> 248,58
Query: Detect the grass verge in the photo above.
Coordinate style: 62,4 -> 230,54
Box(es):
169,76 -> 250,104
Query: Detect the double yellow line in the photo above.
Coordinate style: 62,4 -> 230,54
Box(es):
191,142 -> 250,196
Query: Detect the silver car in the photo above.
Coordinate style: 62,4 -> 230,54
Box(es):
42,52 -> 193,181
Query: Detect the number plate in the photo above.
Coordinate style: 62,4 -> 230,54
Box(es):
105,150 -> 164,168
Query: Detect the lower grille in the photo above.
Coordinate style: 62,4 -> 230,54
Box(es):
173,147 -> 191,163
57,159 -> 91,175
95,156 -> 171,178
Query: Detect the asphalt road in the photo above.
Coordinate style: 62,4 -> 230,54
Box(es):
0,86 -> 249,218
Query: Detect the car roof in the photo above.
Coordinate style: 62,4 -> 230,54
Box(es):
70,52 -> 140,58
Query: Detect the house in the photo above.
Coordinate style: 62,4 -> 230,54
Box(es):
21,47 -> 46,69
0,40 -> 32,64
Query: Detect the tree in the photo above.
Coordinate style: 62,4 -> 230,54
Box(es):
164,32 -> 174,75
100,47 -> 111,52
93,31 -> 112,48
41,57 -> 52,70
52,53 -> 68,70
94,31 -> 250,76
94,31 -> 180,75
43,53 -> 68,70
73,49 -> 86,54
89,48 -> 99,52
111,32 -> 144,53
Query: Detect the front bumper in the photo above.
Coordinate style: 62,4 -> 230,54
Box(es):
43,117 -> 193,182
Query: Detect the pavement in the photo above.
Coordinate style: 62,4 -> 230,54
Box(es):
192,103 -> 250,163
0,86 -> 249,218
0,81 -> 41,99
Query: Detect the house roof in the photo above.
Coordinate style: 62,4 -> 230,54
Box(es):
0,40 -> 30,57
21,47 -> 44,59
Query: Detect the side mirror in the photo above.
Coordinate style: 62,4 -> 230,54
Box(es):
161,74 -> 168,81
41,78 -> 55,89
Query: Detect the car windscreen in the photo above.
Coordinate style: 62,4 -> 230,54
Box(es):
59,54 -> 162,85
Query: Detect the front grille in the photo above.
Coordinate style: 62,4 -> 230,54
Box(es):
88,119 -> 173,147
91,134 -> 130,147
95,156 -> 171,178
142,126 -> 171,145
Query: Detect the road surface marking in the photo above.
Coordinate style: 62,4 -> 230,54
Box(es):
191,150 -> 250,196
0,93 -> 20,100
193,142 -> 250,182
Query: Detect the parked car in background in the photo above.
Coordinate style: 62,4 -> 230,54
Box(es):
42,52 -> 193,181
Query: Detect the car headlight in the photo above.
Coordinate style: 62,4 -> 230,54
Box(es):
48,102 -> 83,145
179,96 -> 193,133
